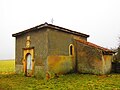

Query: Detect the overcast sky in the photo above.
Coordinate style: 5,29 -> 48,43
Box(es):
0,0 -> 120,60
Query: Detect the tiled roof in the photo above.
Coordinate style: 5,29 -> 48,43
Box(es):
76,39 -> 115,54
12,22 -> 89,38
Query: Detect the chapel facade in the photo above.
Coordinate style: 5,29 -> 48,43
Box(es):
12,22 -> 114,78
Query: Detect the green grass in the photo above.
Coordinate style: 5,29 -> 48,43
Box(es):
0,60 -> 120,90
0,60 -> 15,74
0,74 -> 120,90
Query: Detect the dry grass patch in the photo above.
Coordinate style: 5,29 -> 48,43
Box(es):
0,60 -> 15,74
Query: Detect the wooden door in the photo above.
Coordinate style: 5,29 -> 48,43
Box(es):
26,53 -> 32,76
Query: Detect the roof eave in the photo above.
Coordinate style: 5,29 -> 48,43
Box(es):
102,51 -> 116,55
12,23 -> 90,38
12,25 -> 48,37
46,25 -> 89,38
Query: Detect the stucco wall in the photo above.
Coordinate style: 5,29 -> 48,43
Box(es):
48,28 -> 87,55
15,28 -> 48,74
15,65 -> 23,74
47,55 -> 73,77
103,55 -> 112,74
76,41 -> 104,74
34,66 -> 46,79
48,29 -> 73,56
47,29 -> 78,73
46,29 -> 79,77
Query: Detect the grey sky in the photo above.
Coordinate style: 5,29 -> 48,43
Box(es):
0,0 -> 120,60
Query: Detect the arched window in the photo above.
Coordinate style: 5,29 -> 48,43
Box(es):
26,53 -> 32,70
69,44 -> 74,56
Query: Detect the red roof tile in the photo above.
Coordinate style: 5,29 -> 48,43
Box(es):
76,39 -> 115,54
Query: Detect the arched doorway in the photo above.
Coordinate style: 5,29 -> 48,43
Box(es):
23,36 -> 34,76
23,47 -> 34,76
25,53 -> 33,76
24,52 -> 34,77
26,53 -> 32,70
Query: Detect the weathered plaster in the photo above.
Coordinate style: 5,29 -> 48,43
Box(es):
47,55 -> 73,77
34,66 -> 46,79
15,28 -> 48,75
14,25 -> 113,78
76,41 -> 104,74
103,55 -> 112,74
15,65 -> 23,74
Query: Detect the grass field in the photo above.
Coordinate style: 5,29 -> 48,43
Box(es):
0,60 -> 15,74
0,74 -> 120,90
0,60 -> 120,90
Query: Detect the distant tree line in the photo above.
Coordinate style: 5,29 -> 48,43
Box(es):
112,37 -> 120,73
113,37 -> 120,62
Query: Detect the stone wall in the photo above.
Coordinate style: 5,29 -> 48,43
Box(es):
48,28 -> 87,56
15,65 -> 23,74
47,29 -> 77,77
15,26 -> 113,77
76,41 -> 104,74
47,55 -> 73,77
34,66 -> 46,79
48,29 -> 73,56
15,28 -> 48,74
103,55 -> 112,74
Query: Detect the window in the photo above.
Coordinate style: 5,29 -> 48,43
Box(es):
69,44 -> 74,56
70,45 -> 73,55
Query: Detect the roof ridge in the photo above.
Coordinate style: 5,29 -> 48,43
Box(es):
12,23 -> 89,37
